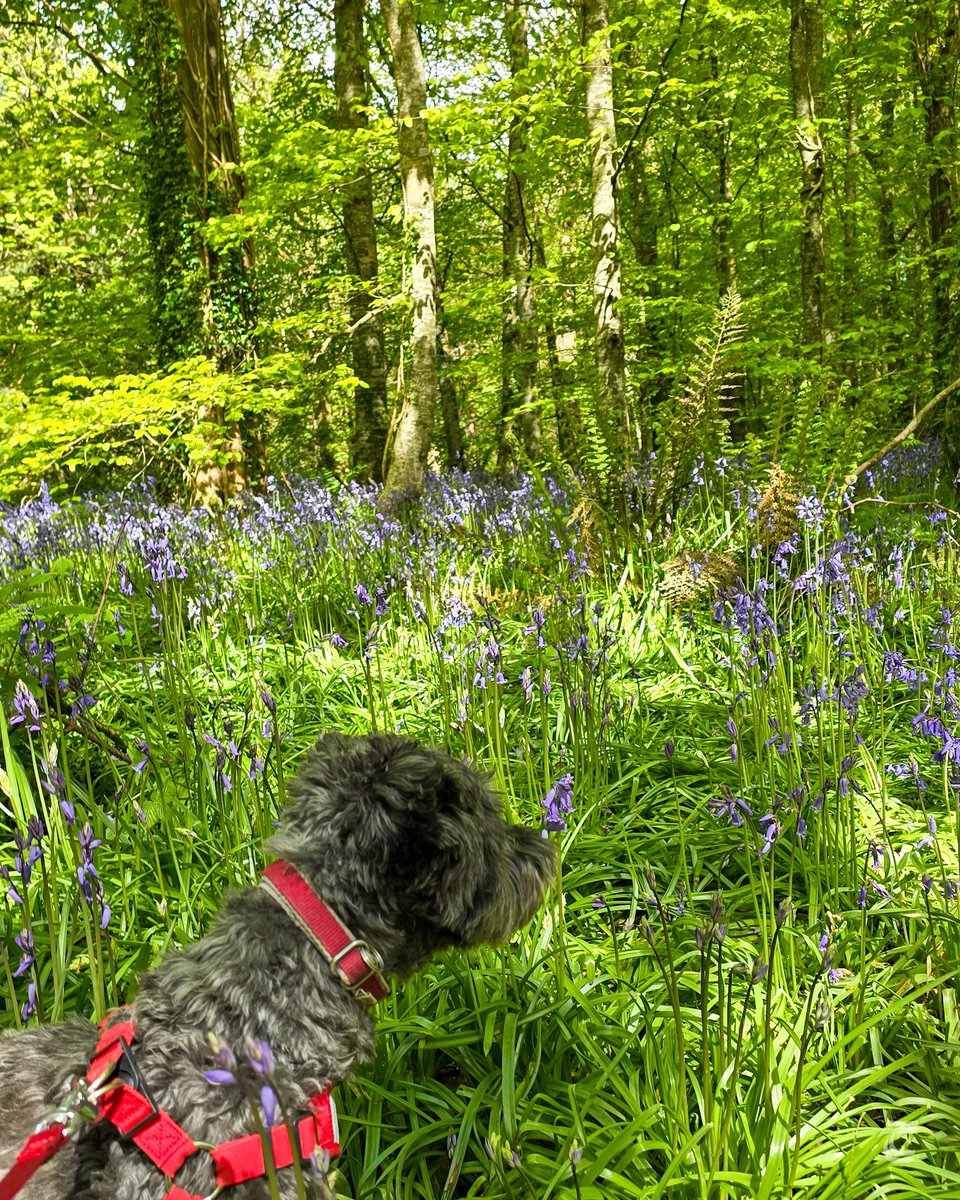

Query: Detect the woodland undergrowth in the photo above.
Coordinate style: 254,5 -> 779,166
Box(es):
2,446 -> 960,1199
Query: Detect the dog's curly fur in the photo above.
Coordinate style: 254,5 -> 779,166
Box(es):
0,732 -> 555,1199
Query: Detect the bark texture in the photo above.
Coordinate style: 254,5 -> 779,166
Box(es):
580,0 -> 629,460
380,0 -> 439,504
710,50 -> 737,298
130,0 -> 202,368
167,0 -> 257,505
335,0 -> 389,482
914,1 -> 960,385
498,0 -> 540,469
789,0 -> 830,355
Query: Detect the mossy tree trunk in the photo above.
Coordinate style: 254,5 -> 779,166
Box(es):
380,0 -> 439,505
335,0 -> 389,483
129,0 -> 202,369
581,0 -> 629,466
915,1 -> 960,388
167,0 -> 259,505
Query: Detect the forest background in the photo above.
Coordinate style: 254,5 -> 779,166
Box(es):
5,3 -> 960,1199
1,0 -> 958,500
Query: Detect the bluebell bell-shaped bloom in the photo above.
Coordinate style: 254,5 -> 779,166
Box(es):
542,774 -> 574,832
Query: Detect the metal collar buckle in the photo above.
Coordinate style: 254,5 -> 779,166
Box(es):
329,940 -> 384,1001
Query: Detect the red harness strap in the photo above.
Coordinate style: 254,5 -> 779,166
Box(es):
0,1018 -> 340,1200
87,1020 -> 200,1180
0,1125 -> 70,1200
89,1020 -> 340,1199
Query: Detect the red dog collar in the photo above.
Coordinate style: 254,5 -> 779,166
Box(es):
260,861 -> 390,1006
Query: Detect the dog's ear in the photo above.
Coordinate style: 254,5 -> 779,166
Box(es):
381,752 -> 555,947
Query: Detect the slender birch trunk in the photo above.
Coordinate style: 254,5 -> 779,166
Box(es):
841,60 -> 860,385
788,0 -> 831,356
335,0 -> 389,482
580,0 -> 628,460
532,218 -> 581,467
437,318 -> 464,468
710,51 -> 737,298
498,0 -> 540,469
380,0 -> 439,503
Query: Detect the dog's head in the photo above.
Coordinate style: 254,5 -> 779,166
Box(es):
266,733 -> 556,977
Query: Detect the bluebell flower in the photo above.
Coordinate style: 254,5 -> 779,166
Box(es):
757,814 -> 779,856
21,979 -> 36,1021
542,774 -> 574,832
205,1034 -> 238,1086
709,787 -> 752,828
1,863 -> 23,906
76,824 -> 102,905
523,609 -> 547,649
13,929 -> 34,978
10,680 -> 41,734
918,816 -> 937,848
133,741 -> 151,774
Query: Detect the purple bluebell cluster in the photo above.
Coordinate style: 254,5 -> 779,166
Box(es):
205,1032 -> 279,1127
2,447 -> 959,1031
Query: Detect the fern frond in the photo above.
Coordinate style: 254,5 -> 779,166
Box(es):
649,288 -> 744,525
661,551 -> 743,608
754,462 -> 800,545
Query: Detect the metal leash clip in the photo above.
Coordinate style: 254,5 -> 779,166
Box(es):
36,1069 -> 119,1140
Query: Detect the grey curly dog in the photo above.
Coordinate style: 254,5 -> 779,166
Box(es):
0,732 -> 555,1199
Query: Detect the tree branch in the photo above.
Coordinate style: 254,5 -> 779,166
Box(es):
847,376 -> 960,480
613,0 -> 690,189
35,0 -> 127,86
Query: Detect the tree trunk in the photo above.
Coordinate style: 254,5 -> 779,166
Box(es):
334,0 -> 389,482
710,51 -> 737,299
437,329 -> 464,469
129,0 -> 202,368
840,25 -> 859,385
168,0 -> 255,370
380,0 -> 439,504
620,128 -> 669,437
167,0 -> 258,504
789,0 -> 831,356
531,219 -> 581,468
914,1 -> 960,387
433,282 -> 464,468
497,0 -> 540,469
580,0 -> 629,462
875,98 -> 897,329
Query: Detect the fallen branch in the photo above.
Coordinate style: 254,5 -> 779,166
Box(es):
847,376 -> 960,481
